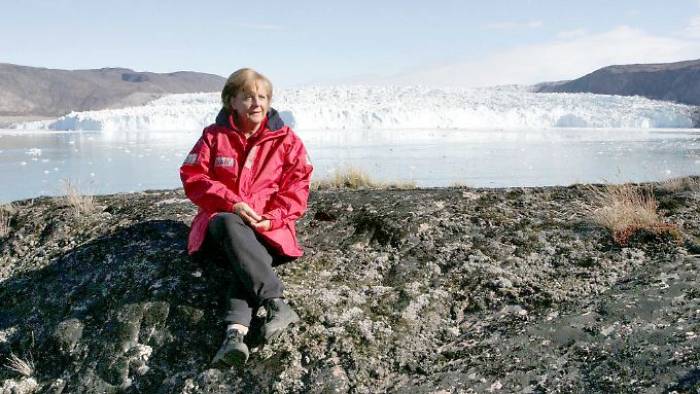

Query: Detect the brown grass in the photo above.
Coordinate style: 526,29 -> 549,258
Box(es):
3,353 -> 34,377
311,167 -> 416,190
582,183 -> 681,245
60,179 -> 96,215
659,176 -> 700,193
0,203 -> 15,238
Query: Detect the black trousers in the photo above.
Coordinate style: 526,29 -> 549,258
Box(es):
205,213 -> 294,326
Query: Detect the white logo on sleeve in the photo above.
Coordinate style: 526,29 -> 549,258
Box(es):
215,156 -> 235,167
183,153 -> 198,165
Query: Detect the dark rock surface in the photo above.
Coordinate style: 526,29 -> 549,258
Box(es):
535,58 -> 700,107
0,181 -> 699,393
0,63 -> 225,118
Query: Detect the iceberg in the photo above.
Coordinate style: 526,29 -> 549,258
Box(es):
14,86 -> 696,132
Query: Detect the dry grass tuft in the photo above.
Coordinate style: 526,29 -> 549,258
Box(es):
0,203 -> 14,238
320,166 -> 375,189
659,176 -> 700,193
3,353 -> 34,377
312,167 -> 416,190
61,179 -> 96,215
582,183 -> 681,245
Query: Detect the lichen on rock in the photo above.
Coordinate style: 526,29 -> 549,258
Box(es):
0,181 -> 698,392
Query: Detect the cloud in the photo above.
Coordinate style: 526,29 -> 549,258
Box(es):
484,20 -> 543,30
386,26 -> 700,87
556,29 -> 588,39
683,15 -> 700,37
679,0 -> 700,38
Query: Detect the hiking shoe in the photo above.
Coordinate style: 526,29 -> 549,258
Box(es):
212,330 -> 249,368
261,298 -> 299,343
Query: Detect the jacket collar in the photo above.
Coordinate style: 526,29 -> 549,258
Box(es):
215,107 -> 286,133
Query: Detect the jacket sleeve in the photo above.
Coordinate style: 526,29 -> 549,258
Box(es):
261,136 -> 313,230
180,130 -> 244,212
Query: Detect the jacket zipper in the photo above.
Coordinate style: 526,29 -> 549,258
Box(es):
236,129 -> 288,198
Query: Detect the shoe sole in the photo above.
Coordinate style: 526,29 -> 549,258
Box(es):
213,349 -> 248,368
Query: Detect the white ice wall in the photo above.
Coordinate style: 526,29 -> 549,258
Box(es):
15,86 -> 696,131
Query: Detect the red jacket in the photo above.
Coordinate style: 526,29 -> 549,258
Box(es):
180,108 -> 313,257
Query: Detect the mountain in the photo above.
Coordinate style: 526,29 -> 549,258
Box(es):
0,63 -> 226,117
535,59 -> 700,105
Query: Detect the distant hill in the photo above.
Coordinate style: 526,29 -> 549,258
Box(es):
0,63 -> 226,117
535,59 -> 700,105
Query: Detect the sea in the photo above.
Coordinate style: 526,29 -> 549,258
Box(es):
0,127 -> 698,204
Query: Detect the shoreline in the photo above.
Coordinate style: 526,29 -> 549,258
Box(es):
2,175 -> 700,205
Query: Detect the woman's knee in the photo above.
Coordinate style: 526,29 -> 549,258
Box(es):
209,213 -> 250,240
213,212 -> 246,227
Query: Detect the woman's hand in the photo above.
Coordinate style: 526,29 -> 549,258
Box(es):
233,202 -> 271,231
233,202 -> 262,225
250,219 -> 271,231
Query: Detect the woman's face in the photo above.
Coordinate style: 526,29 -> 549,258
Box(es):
230,82 -> 270,130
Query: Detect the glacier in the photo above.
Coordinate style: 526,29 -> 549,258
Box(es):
13,85 -> 697,132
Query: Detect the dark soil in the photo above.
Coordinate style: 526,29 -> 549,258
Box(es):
0,179 -> 698,393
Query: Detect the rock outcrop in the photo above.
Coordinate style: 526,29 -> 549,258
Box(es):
0,63 -> 225,118
0,182 -> 699,392
535,59 -> 700,106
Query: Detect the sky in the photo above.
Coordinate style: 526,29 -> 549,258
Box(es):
2,0 -> 700,87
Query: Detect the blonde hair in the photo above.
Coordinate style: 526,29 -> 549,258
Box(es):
221,68 -> 273,112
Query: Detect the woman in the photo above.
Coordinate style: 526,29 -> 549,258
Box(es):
180,68 -> 313,367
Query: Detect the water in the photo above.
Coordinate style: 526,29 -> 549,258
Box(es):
0,128 -> 699,203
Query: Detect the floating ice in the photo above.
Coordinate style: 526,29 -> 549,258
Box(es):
14,86 -> 696,131
25,148 -> 42,156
